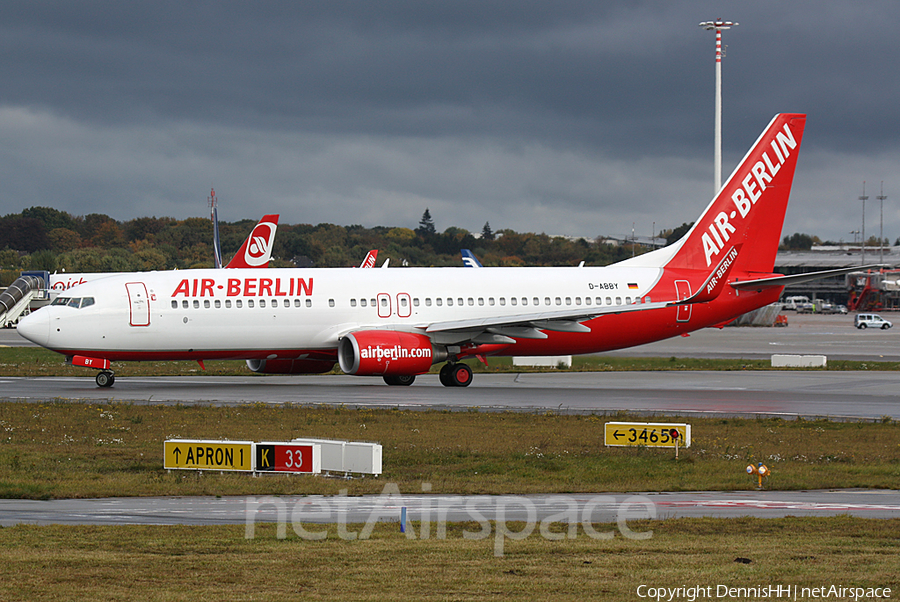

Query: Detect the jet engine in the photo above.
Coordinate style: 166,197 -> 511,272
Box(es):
338,331 -> 445,376
245,358 -> 335,374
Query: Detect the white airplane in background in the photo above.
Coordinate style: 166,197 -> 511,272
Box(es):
47,213 -> 280,296
18,114 -> 867,388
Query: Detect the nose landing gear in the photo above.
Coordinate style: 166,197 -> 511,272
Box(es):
95,371 -> 115,388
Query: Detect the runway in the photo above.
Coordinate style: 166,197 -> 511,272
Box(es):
1,370 -> 898,420
2,490 -> 898,527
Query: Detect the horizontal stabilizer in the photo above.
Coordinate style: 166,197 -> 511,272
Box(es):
730,265 -> 884,291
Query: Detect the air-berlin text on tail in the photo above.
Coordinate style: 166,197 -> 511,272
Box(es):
702,122 -> 798,267
171,277 -> 313,298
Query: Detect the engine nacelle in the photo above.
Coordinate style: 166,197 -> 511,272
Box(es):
338,331 -> 445,376
245,358 -> 335,374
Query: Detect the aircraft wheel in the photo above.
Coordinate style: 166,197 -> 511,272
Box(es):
96,371 -> 115,388
384,374 -> 415,386
449,363 -> 473,387
439,363 -> 454,387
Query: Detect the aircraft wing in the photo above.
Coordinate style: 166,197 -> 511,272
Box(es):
422,300 -> 672,339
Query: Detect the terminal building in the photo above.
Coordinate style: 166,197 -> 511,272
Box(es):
777,246 -> 900,311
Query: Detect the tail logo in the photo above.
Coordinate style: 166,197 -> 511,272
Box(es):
244,223 -> 276,267
702,121 -> 798,267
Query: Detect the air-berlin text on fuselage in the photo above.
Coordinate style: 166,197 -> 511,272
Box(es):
171,277 -> 313,298
701,122 -> 798,267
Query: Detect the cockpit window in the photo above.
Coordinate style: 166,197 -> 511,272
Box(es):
52,296 -> 94,308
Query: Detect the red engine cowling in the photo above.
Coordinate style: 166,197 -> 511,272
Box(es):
338,331 -> 443,376
245,358 -> 335,374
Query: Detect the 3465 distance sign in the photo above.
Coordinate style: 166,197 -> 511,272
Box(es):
604,422 -> 691,448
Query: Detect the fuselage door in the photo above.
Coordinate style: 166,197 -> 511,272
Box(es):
126,282 -> 151,327
675,280 -> 691,323
377,293 -> 391,318
397,293 -> 411,318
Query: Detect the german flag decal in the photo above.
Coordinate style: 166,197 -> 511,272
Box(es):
628,283 -> 639,289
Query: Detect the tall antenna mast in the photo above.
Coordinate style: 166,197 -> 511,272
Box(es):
208,187 -> 223,269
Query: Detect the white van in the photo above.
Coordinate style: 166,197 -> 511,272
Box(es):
782,296 -> 810,311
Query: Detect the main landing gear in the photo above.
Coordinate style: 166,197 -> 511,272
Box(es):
95,371 -> 115,388
439,362 -> 472,387
383,374 -> 416,386
381,362 -> 473,387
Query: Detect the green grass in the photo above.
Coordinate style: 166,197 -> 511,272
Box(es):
0,402 -> 898,499
0,518 -> 896,601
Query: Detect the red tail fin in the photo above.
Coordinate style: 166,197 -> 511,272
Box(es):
225,215 -> 279,268
665,114 -> 806,275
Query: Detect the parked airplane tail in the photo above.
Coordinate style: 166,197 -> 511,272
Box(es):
225,215 -> 279,268
622,114 -> 806,279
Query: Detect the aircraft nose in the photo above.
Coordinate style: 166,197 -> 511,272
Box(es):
16,308 -> 50,347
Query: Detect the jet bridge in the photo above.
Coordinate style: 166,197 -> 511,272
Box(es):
0,272 -> 48,328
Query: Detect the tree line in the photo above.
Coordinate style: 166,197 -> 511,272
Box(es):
0,206 -> 850,286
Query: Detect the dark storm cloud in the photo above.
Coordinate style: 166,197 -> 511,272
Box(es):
1,1 -> 898,241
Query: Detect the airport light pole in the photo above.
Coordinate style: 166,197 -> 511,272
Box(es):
860,182 -> 868,266
699,19 -> 737,195
876,182 -> 886,265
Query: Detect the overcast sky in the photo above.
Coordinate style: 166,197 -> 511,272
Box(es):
1,1 -> 897,243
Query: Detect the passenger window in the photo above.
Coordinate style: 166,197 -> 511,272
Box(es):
544,297 -> 551,305
248,300 -> 254,308
380,298 -> 387,307
401,297 -> 408,307
215,300 -> 221,308
447,298 -> 453,306
457,298 -> 463,306
467,298 -> 474,306
615,297 -> 622,305
510,297 -> 517,306
236,300 -> 243,308
425,298 -> 432,307
533,297 -> 539,306
171,300 -> 178,309
575,297 -> 581,305
489,297 -> 495,306
555,297 -> 562,306
351,299 -> 357,307
585,297 -> 591,305
522,297 -> 527,306
293,299 -> 300,307
361,299 -> 367,307
204,300 -> 211,308
478,298 -> 484,306
370,299 -> 376,307
499,298 -> 506,306
436,298 -> 443,306
259,300 -> 266,308
283,299 -> 290,307
226,300 -> 232,308
565,297 -> 572,305
306,299 -> 312,307
193,300 -> 199,309
413,298 -> 420,307
606,297 -> 612,305
329,299 -> 335,307
645,296 -> 651,303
